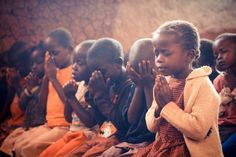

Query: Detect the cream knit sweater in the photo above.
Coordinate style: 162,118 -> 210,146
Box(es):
146,66 -> 224,157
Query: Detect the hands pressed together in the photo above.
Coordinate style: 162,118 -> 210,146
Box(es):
154,75 -> 173,109
126,60 -> 156,87
63,80 -> 78,98
45,58 -> 57,80
24,72 -> 40,92
88,70 -> 110,98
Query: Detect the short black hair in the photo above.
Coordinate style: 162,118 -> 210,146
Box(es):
153,20 -> 200,60
87,38 -> 124,64
215,33 -> 236,43
48,27 -> 74,48
75,40 -> 96,54
198,39 -> 214,67
7,41 -> 31,67
30,41 -> 46,57
129,38 -> 154,71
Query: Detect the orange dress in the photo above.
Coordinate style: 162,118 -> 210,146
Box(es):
46,66 -> 72,127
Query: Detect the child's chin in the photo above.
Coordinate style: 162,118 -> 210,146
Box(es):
159,71 -> 169,76
72,76 -> 80,82
216,66 -> 226,72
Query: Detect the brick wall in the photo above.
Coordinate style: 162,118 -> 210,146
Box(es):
0,0 -> 236,52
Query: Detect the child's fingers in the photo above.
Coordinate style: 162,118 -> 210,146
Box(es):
154,83 -> 163,105
130,67 -> 140,78
92,70 -> 97,81
141,60 -> 147,74
152,68 -> 157,77
159,76 -> 168,92
146,60 -> 151,74
160,75 -> 168,84
96,71 -> 105,81
90,71 -> 97,83
157,80 -> 164,96
138,62 -> 143,74
106,78 -> 111,86
88,76 -> 94,87
126,62 -> 131,72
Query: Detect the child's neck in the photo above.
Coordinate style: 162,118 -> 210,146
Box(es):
173,66 -> 192,80
59,58 -> 72,69
226,67 -> 236,77
114,68 -> 127,88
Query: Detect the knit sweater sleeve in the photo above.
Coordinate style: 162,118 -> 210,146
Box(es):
160,80 -> 220,141
145,100 -> 161,133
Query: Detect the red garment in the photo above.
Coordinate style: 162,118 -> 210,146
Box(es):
134,77 -> 190,157
214,74 -> 236,126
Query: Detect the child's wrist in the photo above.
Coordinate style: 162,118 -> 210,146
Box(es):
24,86 -> 40,96
24,88 -> 32,96
94,92 -> 109,101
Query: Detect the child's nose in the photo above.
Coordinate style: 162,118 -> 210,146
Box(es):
32,63 -> 37,69
217,54 -> 222,60
72,63 -> 78,70
156,54 -> 164,63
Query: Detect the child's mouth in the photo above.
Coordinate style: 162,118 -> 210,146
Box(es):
158,67 -> 168,72
218,61 -> 225,67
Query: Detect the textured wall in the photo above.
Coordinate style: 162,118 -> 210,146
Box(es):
0,0 -> 236,52
0,0 -> 119,52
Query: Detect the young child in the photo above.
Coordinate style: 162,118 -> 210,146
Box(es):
0,43 -> 46,156
0,41 -> 32,144
0,51 -> 11,124
39,40 -> 98,157
134,20 -> 223,157
100,38 -> 156,157
194,39 -> 218,81
13,28 -> 74,157
65,38 -> 135,157
213,33 -> 236,157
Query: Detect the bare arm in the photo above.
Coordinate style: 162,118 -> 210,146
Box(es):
127,87 -> 144,124
38,76 -> 49,110
144,85 -> 154,109
63,81 -> 97,127
49,77 -> 67,105
67,97 -> 97,127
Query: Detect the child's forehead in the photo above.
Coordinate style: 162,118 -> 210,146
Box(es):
89,58 -> 111,67
73,51 -> 86,60
152,33 -> 179,47
45,37 -> 62,50
31,50 -> 43,58
214,38 -> 234,48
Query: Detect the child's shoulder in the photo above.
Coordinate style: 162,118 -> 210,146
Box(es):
186,66 -> 216,90
213,73 -> 225,93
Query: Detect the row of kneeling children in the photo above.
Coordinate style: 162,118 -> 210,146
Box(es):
0,20 -> 236,157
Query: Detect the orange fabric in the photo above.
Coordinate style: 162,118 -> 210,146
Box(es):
46,66 -> 72,127
39,131 -> 87,157
7,77 -> 26,128
65,136 -> 119,157
7,95 -> 24,127
132,143 -> 153,157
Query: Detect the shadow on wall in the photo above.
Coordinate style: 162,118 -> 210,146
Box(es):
0,0 -> 236,52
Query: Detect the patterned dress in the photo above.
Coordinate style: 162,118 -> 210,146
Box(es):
134,77 -> 190,157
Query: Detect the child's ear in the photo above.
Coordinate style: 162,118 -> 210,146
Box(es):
114,57 -> 123,66
186,49 -> 195,62
68,46 -> 74,53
